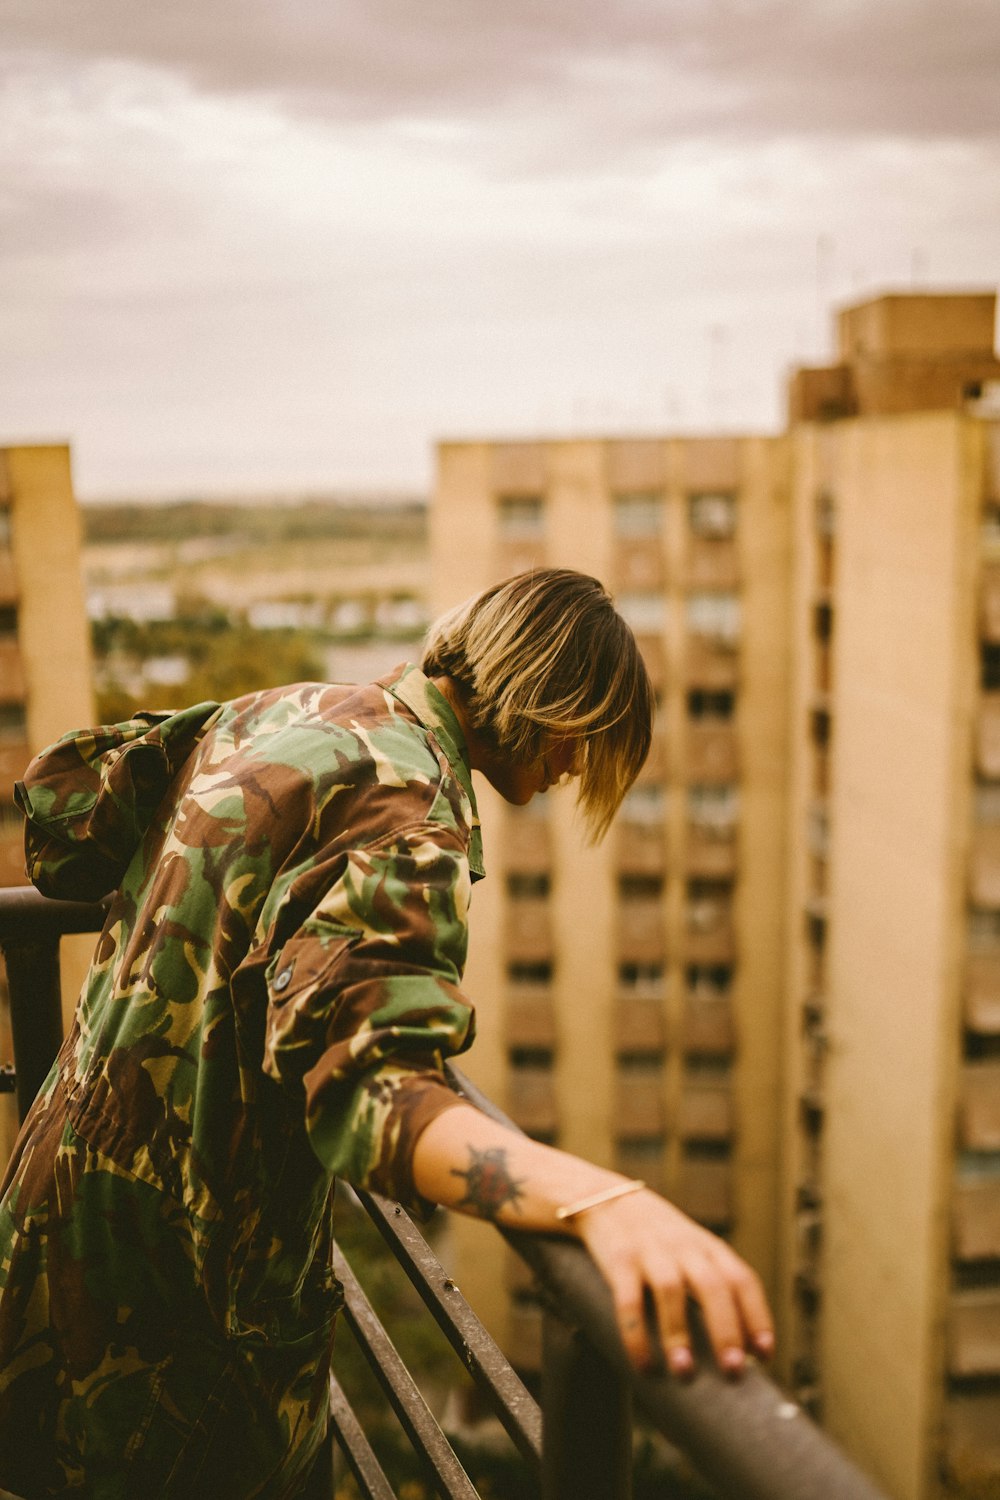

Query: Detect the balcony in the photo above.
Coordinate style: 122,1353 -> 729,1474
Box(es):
947,1289 -> 1000,1377
686,538 -> 740,589
506,1064 -> 559,1138
0,552 -> 16,604
687,724 -> 739,782
0,887 -> 892,1500
504,897 -> 552,964
675,1157 -> 733,1230
958,1062 -> 1000,1150
616,820 -> 666,876
682,996 -> 736,1055
685,883 -> 737,964
970,825 -> 1000,908
976,695 -> 1000,777
981,564 -> 1000,642
503,812 -> 551,873
678,1085 -> 735,1143
616,890 -> 666,966
504,989 -> 557,1050
952,1178 -> 1000,1261
685,634 -> 740,690
615,996 -> 666,1053
965,954 -> 1000,1033
686,822 -> 738,879
614,538 -> 664,592
0,640 -> 26,702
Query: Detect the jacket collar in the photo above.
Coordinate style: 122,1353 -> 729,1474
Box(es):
383,664 -> 485,880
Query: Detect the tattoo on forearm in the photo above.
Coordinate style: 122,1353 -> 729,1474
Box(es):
451,1145 -> 526,1220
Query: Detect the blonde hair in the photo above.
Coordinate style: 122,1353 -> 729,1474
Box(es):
422,569 -> 654,840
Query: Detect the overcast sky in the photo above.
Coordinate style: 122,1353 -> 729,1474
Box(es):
1,0 -> 998,498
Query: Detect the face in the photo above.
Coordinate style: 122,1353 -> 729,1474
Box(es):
479,734 -> 583,806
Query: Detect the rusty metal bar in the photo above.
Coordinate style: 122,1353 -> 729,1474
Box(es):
327,1375 -> 396,1500
332,1243 -> 481,1500
541,1308 -> 632,1500
1,936 -> 62,1122
355,1187 -> 542,1468
0,889 -> 106,1120
446,1063 -> 891,1500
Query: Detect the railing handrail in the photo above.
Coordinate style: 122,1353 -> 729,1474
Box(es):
0,886 -> 893,1500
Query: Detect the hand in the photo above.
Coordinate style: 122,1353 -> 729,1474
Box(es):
572,1188 -> 774,1379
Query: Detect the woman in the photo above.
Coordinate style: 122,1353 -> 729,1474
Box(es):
0,568 -> 772,1497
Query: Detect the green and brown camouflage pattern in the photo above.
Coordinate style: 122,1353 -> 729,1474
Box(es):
0,665 -> 483,1497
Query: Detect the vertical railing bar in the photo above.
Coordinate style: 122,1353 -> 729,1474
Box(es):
333,1245 -> 481,1500
541,1308 -> 632,1500
353,1187 -> 543,1466
1,935 -> 63,1122
327,1374 -> 397,1500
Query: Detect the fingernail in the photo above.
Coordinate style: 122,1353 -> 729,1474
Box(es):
722,1348 -> 745,1377
754,1331 -> 774,1357
669,1347 -> 694,1378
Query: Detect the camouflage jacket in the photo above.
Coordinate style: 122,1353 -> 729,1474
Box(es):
0,666 -> 483,1498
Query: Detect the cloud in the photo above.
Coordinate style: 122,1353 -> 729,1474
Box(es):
2,0 -> 999,154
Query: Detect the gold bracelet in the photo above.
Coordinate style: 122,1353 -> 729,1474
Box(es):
555,1179 -> 646,1222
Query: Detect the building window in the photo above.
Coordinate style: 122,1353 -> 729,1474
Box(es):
982,504 -> 1000,550
619,874 -> 664,901
973,779 -> 1000,825
618,1051 -> 665,1075
506,872 -> 550,899
509,1046 -> 554,1070
688,784 -> 739,831
815,489 -> 836,538
687,688 -> 735,721
0,506 -> 10,547
0,604 -> 17,638
689,492 -> 736,538
614,1136 -> 667,1191
508,961 -> 554,986
497,495 -> 544,539
687,964 -> 733,998
968,909 -> 1000,951
618,961 -> 665,998
618,592 -> 666,634
614,492 -> 662,538
0,704 -> 27,742
620,783 -> 666,825
982,643 -> 1000,692
686,878 -> 733,931
686,591 -> 741,644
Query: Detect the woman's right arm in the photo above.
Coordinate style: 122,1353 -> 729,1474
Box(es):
412,1101 -> 774,1378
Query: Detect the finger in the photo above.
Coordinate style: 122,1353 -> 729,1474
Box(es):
644,1261 -> 693,1378
682,1255 -> 747,1376
727,1258 -> 775,1360
608,1267 -> 653,1371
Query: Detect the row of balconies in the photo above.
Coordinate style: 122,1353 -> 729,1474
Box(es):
613,536 -> 741,593
503,897 -> 736,966
0,638 -> 26,702
0,550 -> 15,604
505,1054 -> 735,1142
503,993 -> 735,1056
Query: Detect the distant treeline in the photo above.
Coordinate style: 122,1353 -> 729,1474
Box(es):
82,496 -> 428,547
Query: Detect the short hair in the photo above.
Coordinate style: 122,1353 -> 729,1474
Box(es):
422,569 -> 654,840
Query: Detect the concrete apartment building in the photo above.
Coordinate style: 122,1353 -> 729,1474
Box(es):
0,445 -> 94,1159
431,291 -> 1000,1497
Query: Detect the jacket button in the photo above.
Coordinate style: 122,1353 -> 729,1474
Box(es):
274,967 -> 293,993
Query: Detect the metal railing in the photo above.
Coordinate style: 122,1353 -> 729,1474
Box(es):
0,886 -> 892,1500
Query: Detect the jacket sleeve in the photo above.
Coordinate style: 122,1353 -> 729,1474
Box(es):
14,701 -> 222,899
261,820 -> 477,1215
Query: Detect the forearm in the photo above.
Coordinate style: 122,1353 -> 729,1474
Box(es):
411,1101 -> 627,1234
411,1099 -> 775,1378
